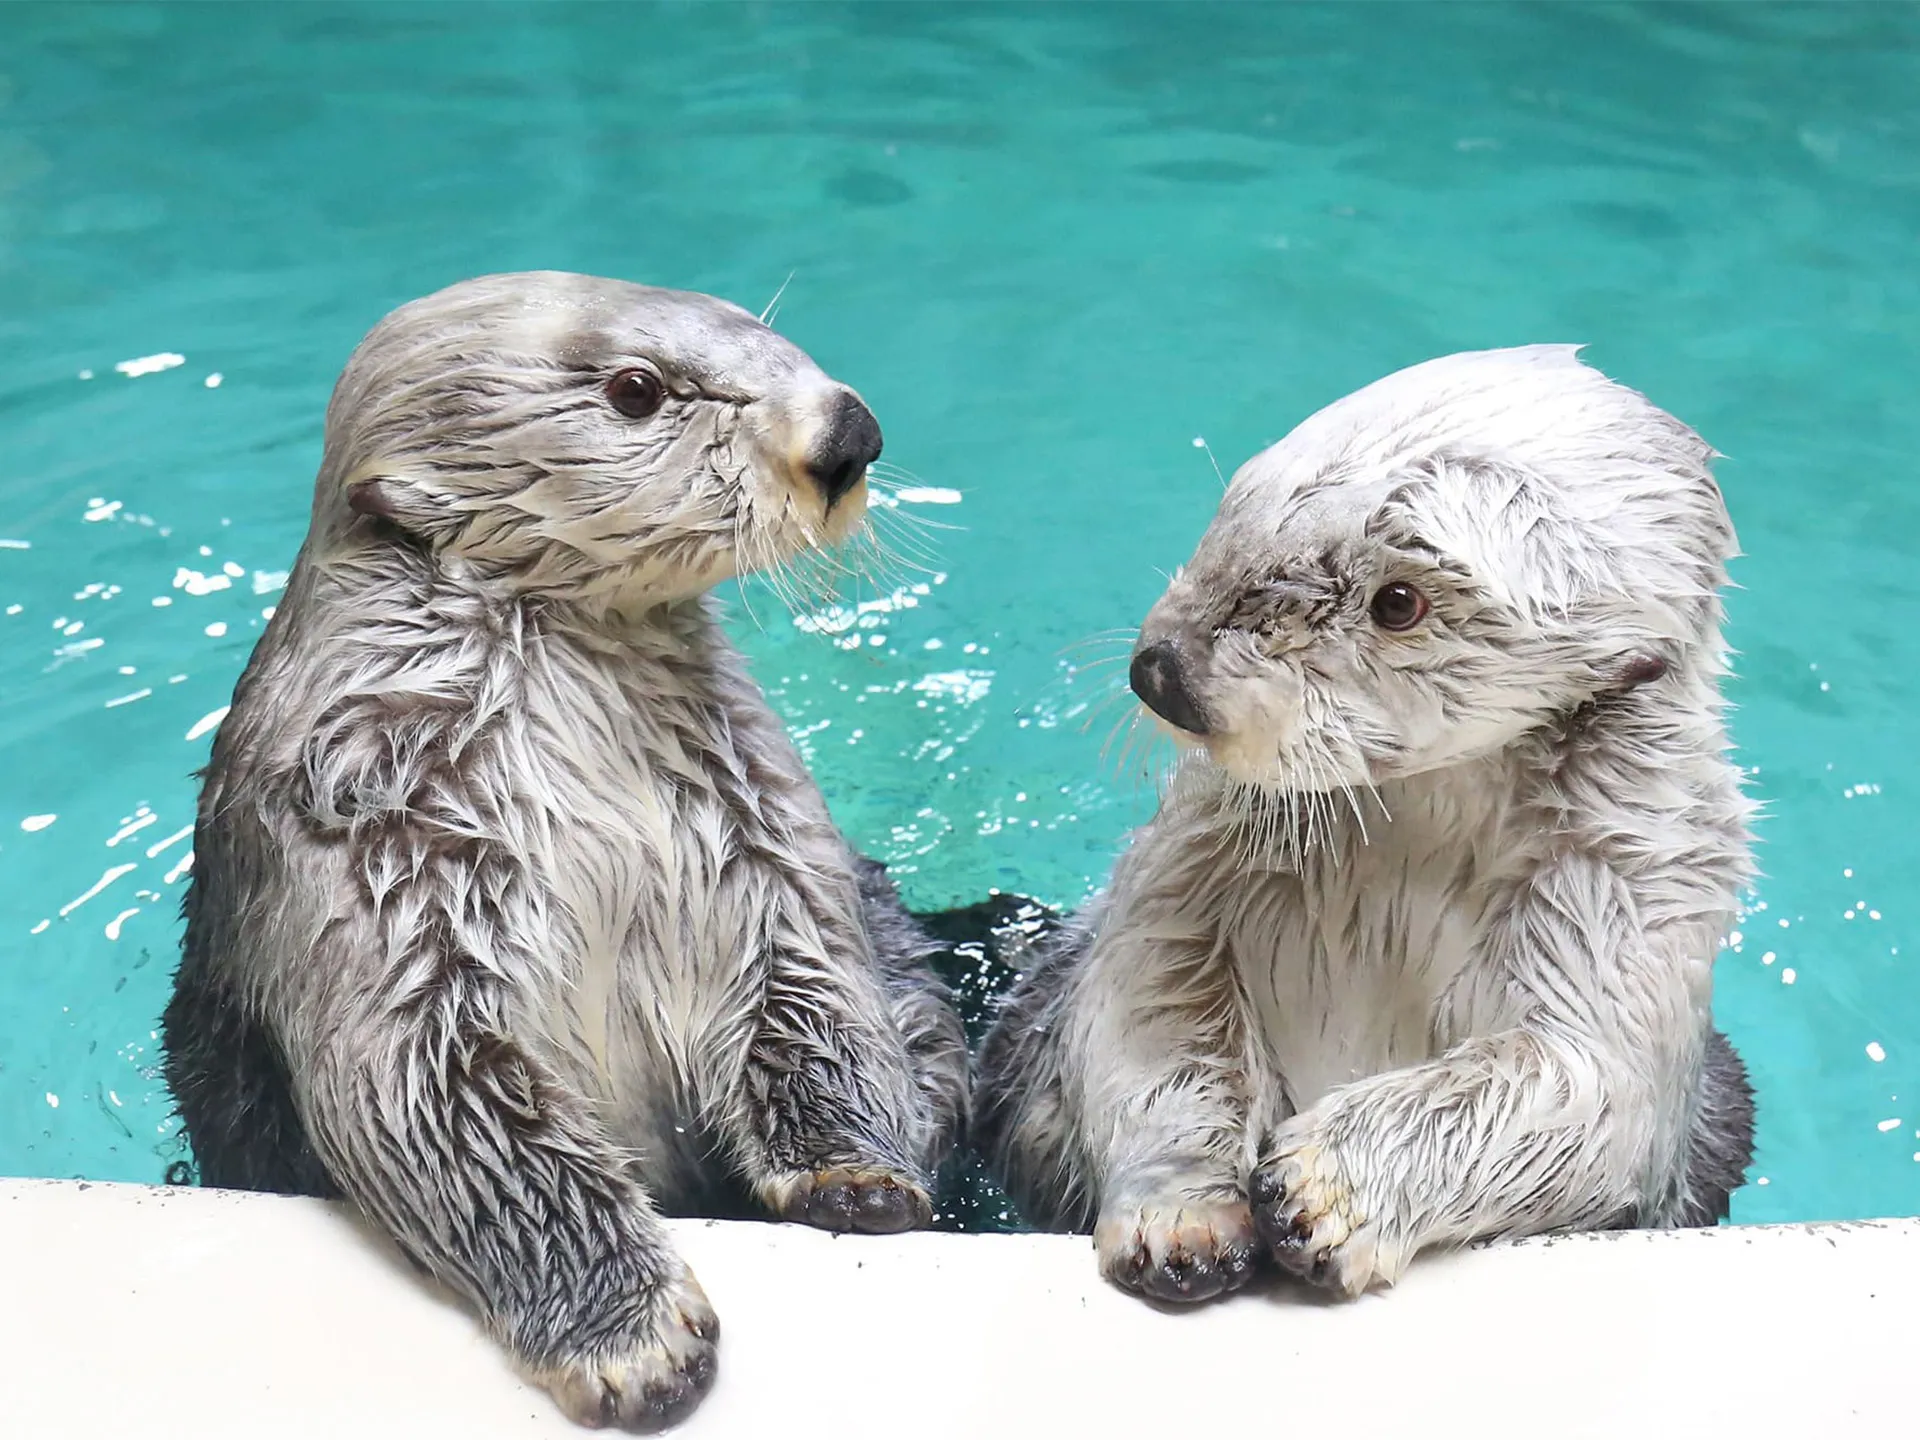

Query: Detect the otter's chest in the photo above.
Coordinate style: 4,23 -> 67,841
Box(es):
516,638 -> 766,1052
1227,783 -> 1529,1112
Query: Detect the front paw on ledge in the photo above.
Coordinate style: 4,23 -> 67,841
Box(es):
1094,1198 -> 1259,1305
767,1166 -> 933,1234
1249,1141 -> 1399,1297
524,1270 -> 719,1432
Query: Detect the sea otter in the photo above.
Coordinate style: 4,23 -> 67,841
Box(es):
161,272 -> 967,1431
976,345 -> 1756,1304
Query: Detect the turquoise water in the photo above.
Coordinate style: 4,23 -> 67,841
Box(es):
2,1 -> 1916,1225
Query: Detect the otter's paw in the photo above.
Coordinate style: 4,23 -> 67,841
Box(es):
768,1166 -> 933,1234
528,1271 -> 719,1433
1249,1140 -> 1395,1297
1093,1199 -> 1258,1305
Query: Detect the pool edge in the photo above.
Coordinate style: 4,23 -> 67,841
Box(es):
3,1176 -> 1913,1437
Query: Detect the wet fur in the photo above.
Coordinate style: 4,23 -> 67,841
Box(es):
167,854 -> 962,1217
160,272 -> 966,1429
977,346 -> 1757,1302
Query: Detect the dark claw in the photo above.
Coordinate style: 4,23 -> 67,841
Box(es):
1255,1202 -> 1345,1292
1117,1230 -> 1259,1306
679,1310 -> 718,1343
1250,1168 -> 1310,1255
1141,1250 -> 1226,1304
1255,1207 -> 1314,1256
1248,1167 -> 1283,1208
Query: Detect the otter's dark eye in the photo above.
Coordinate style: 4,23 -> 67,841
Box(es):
605,365 -> 667,420
1369,582 -> 1429,632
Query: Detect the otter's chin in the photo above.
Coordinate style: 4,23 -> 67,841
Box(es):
753,471 -> 870,562
1203,736 -> 1376,797
1193,729 -> 1285,788
817,474 -> 870,545
1142,711 -> 1208,750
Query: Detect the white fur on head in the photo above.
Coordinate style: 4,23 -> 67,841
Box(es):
314,270 -> 873,612
1138,345 -> 1737,790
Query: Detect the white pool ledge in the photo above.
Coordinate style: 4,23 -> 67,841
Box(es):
2,1177 -> 1914,1438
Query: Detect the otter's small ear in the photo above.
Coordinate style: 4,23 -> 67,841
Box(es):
1607,652 -> 1669,692
346,477 -> 405,523
342,465 -> 447,542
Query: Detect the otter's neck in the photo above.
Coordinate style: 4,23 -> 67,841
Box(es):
304,537 -> 729,657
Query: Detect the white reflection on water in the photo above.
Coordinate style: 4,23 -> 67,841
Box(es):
183,706 -> 228,741
58,863 -> 139,918
113,352 -> 185,378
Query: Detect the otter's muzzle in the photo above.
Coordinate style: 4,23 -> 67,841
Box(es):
1130,636 -> 1211,736
801,389 -> 883,509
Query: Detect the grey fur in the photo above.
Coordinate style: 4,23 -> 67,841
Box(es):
977,346 -> 1756,1306
161,272 -> 965,1431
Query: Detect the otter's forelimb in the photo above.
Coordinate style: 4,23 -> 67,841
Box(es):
977,865 -> 1269,1304
850,855 -> 971,1168
711,856 -> 942,1233
303,1004 -> 717,1430
1248,850 -> 1699,1293
678,677 -> 964,1234
287,664 -> 718,1430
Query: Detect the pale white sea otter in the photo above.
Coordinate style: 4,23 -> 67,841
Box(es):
161,273 -> 968,1431
977,345 -> 1756,1304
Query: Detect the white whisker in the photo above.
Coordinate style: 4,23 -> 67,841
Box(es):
1192,434 -> 1227,489
759,271 -> 796,327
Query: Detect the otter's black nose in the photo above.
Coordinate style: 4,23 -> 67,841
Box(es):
805,390 -> 882,508
1130,639 -> 1211,735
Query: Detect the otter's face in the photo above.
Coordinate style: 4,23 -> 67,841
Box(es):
1129,347 -> 1734,794
316,271 -> 881,609
1131,471 -> 1567,790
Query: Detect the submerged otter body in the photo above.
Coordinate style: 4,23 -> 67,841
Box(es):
161,272 -> 966,1431
976,345 -> 1756,1303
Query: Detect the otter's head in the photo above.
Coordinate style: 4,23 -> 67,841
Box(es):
313,271 -> 881,608
1130,345 -> 1736,791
